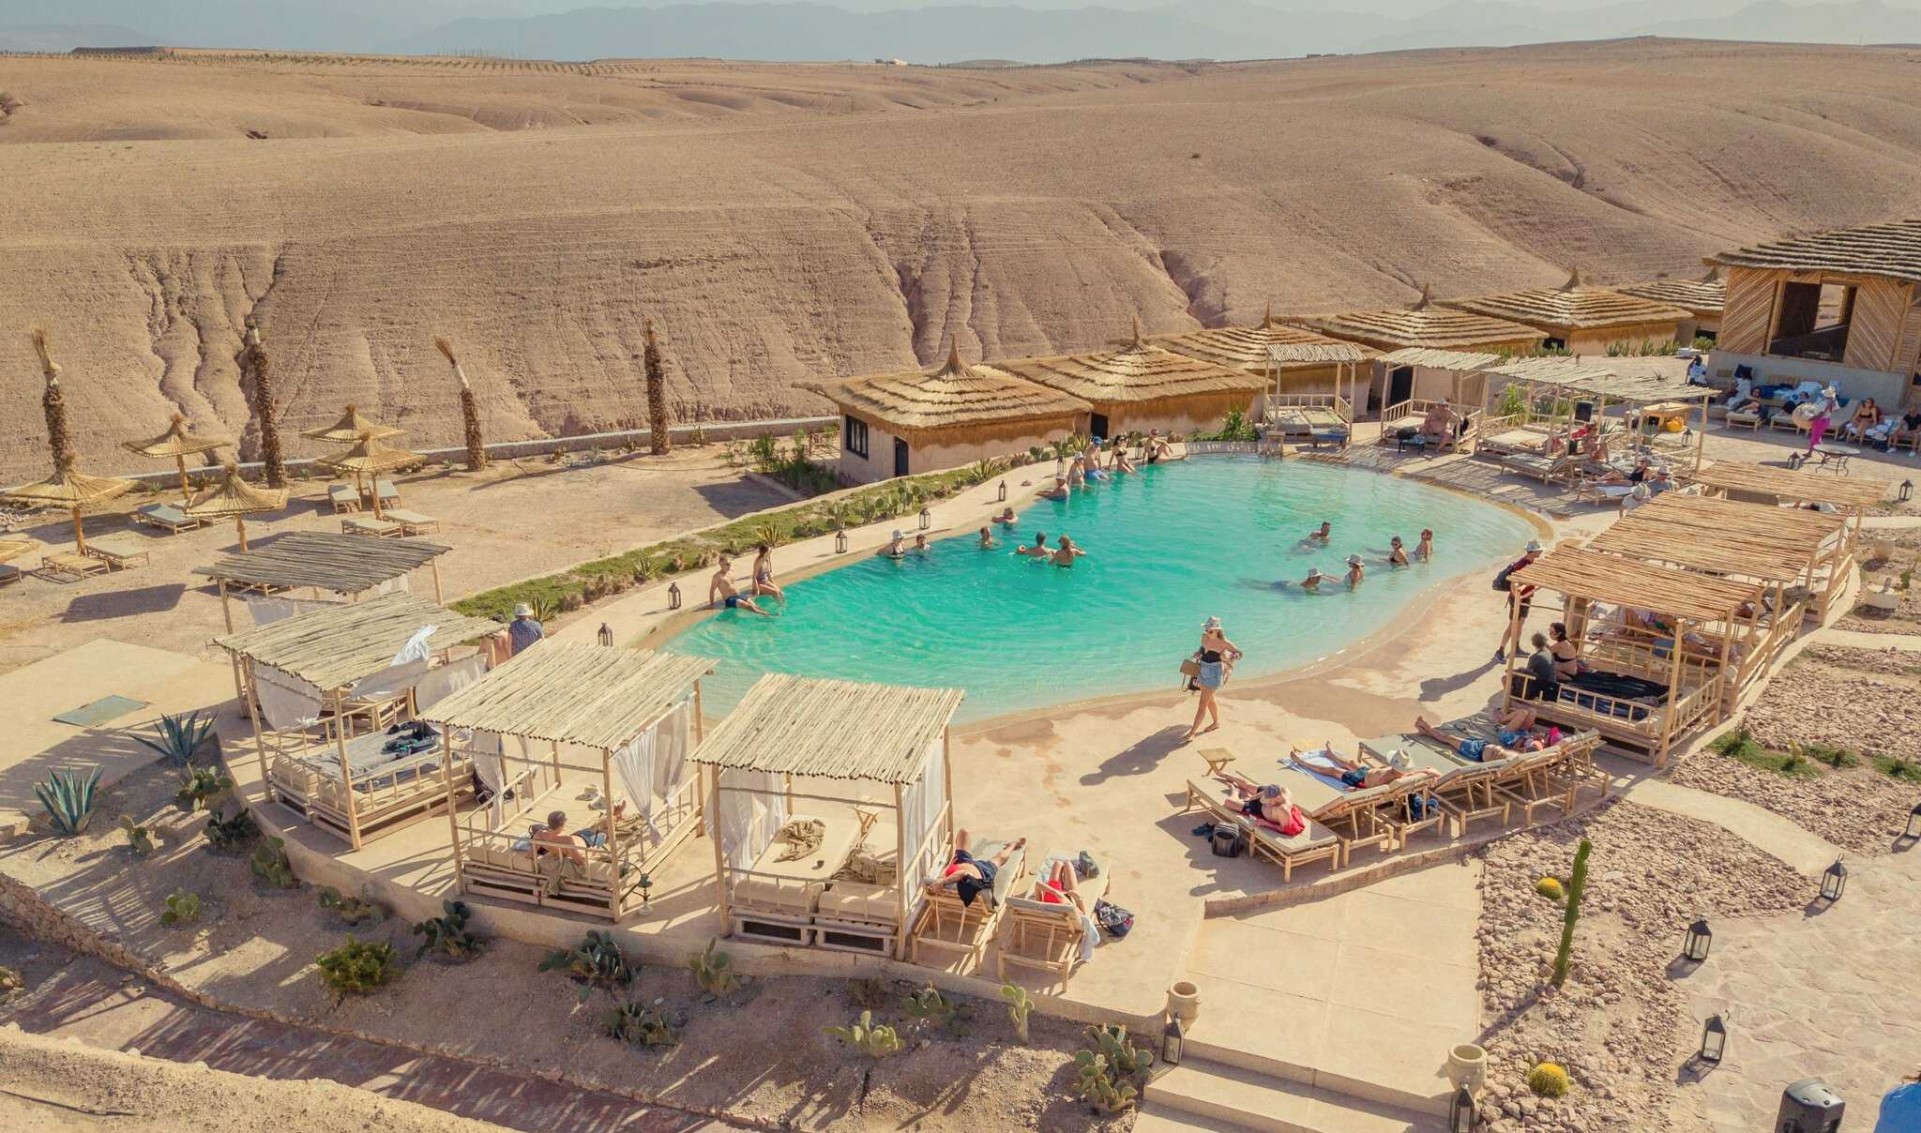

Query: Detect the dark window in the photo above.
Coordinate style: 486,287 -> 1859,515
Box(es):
1541,337 -> 1567,352
843,415 -> 869,459
1770,281 -> 1855,361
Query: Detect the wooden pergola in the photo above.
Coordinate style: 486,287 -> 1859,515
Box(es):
1505,546 -> 1763,766
216,593 -> 499,849
194,531 -> 454,633
1601,492 -> 1853,620
1371,347 -> 1499,453
1685,459 -> 1889,537
419,644 -> 715,922
1479,356 -> 1714,473
692,674 -> 962,959
1262,341 -> 1370,440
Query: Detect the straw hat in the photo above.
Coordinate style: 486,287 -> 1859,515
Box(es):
1525,539 -> 1544,554
1388,750 -> 1411,771
1202,616 -> 1223,631
1304,568 -> 1326,582
1630,483 -> 1652,500
1346,553 -> 1363,566
891,529 -> 903,539
513,603 -> 533,618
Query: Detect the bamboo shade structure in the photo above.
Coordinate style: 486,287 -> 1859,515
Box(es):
1510,546 -> 1761,623
303,404 -> 405,444
1706,219 -> 1921,284
691,673 -> 962,784
1444,270 -> 1691,331
1483,356 -> 1707,405
1614,276 -> 1725,316
2,466 -> 137,553
420,643 -> 715,750
184,463 -> 289,551
1585,520 -> 1809,583
800,344 -> 1091,434
1686,461 -> 1891,509
1152,313 -> 1374,372
216,592 -> 498,691
124,414 -> 229,504
1629,492 -> 1847,545
1284,286 -> 1547,352
1375,347 -> 1502,370
996,324 -> 1265,405
194,530 -> 452,594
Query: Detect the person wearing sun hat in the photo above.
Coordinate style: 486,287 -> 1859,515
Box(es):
1806,383 -> 1841,451
1494,539 -> 1545,664
1292,744 -> 1436,790
1181,615 -> 1242,742
1344,552 -> 1366,589
507,602 -> 545,656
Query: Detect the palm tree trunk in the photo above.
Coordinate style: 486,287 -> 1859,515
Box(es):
437,336 -> 486,472
244,321 -> 287,489
32,329 -> 77,475
644,318 -> 671,456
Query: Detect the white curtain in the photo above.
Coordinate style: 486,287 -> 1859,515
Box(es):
390,625 -> 437,666
610,695 -> 696,841
611,727 -> 656,835
708,768 -> 786,871
414,653 -> 487,711
346,658 -> 430,703
243,595 -> 334,627
254,664 -> 323,730
900,735 -> 946,882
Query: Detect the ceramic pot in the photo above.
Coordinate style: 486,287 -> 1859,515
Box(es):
1447,1043 -> 1488,1095
1166,980 -> 1201,1026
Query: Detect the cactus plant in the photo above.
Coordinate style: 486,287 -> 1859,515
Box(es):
133,711 -> 217,767
603,1001 -> 680,1047
689,937 -> 738,998
176,765 -> 234,812
203,805 -> 259,851
1001,983 -> 1033,1044
1072,1052 -> 1139,1113
1086,1025 -> 1154,1078
317,886 -> 384,925
540,930 -> 635,1002
1527,1062 -> 1572,1098
315,936 -> 397,996
249,836 -> 297,889
412,900 -> 485,962
120,815 -> 154,857
159,889 -> 202,926
1550,839 -> 1593,987
34,767 -> 102,836
902,984 -> 970,1036
823,1010 -> 903,1059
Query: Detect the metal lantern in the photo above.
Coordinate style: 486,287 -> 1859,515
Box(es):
997,479 -> 1008,502
1449,1084 -> 1476,1132
1699,1014 -> 1727,1064
1683,918 -> 1712,963
597,623 -> 614,647
1820,858 -> 1847,902
667,581 -> 682,610
918,507 -> 931,530
1907,800 -> 1921,841
1160,1016 -> 1184,1067
834,529 -> 848,554
1902,479 -> 1914,503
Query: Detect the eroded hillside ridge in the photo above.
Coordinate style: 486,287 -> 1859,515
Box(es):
3,42 -> 1921,481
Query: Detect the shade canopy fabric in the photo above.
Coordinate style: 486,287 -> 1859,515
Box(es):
1483,356 -> 1707,405
124,414 -> 229,460
1510,545 -> 1762,624
419,642 -> 716,751
216,592 -> 498,691
691,673 -> 962,784
304,405 -> 404,444
1686,460 -> 1891,509
194,531 -> 452,594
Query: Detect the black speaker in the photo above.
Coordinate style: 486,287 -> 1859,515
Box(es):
1776,1079 -> 1844,1133
1574,400 -> 1596,423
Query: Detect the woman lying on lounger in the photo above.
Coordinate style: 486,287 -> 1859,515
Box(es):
1031,860 -> 1090,911
1413,716 -> 1544,762
1292,747 -> 1436,790
926,830 -> 1027,908
1212,773 -> 1307,835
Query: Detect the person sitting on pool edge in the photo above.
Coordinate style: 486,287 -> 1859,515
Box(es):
977,525 -> 999,550
1416,528 -> 1434,562
1052,533 -> 1087,567
1295,746 -> 1437,789
1413,715 -> 1544,762
1345,553 -> 1365,589
708,557 -> 773,616
1386,536 -> 1409,568
1210,772 -> 1307,835
1110,445 -> 1137,473
1016,531 -> 1051,558
1040,474 -> 1071,500
926,830 -> 1027,908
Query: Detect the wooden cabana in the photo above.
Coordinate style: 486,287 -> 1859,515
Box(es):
692,674 -> 962,959
1477,356 -> 1712,474
1259,341 -> 1369,441
194,531 -> 454,632
1685,460 -> 1889,524
1613,273 -> 1725,344
419,644 -> 714,922
1443,269 -> 1692,353
1606,492 -> 1853,620
1283,285 -> 1546,413
1503,546 -> 1763,766
217,593 -> 500,849
1151,309 -> 1379,414
801,345 -> 1091,484
1371,347 -> 1498,452
996,320 -> 1267,441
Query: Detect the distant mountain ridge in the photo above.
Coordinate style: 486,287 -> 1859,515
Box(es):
4,0 -> 1921,61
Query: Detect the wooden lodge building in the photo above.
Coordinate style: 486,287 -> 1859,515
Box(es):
1705,218 -> 1921,408
1441,270 -> 1692,354
1283,287 -> 1545,411
1613,272 -> 1726,345
995,320 -> 1266,441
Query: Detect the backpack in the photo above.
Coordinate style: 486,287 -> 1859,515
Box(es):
1492,562 -> 1516,592
1210,824 -> 1246,858
1093,899 -> 1135,939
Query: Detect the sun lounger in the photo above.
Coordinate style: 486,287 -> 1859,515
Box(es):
995,850 -> 1110,987
40,551 -> 111,581
0,563 -> 20,587
269,728 -> 472,847
1182,778 -> 1344,879
342,515 -> 405,538
1279,753 -> 1431,856
908,838 -> 1028,971
374,479 -> 401,508
81,534 -> 151,570
729,816 -> 859,946
382,508 -> 440,535
132,503 -> 207,534
328,483 -> 361,513
457,778 -> 668,917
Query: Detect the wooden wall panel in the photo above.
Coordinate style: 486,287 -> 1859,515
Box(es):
1843,276 -> 1909,371
1897,302 -> 1921,382
1718,267 -> 1777,354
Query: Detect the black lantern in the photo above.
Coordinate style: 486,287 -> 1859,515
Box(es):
918,507 -> 931,530
1683,918 -> 1712,963
834,529 -> 848,554
597,622 -> 614,647
1906,800 -> 1921,841
667,581 -> 681,610
1820,858 -> 1847,902
1448,1085 -> 1476,1132
1160,1017 -> 1183,1066
997,479 -> 1008,502
1902,479 -> 1914,503
1699,1014 -> 1727,1064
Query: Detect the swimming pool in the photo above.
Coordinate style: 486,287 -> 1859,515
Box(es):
666,457 -> 1536,721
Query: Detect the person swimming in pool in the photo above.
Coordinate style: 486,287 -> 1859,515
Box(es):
913,533 -> 931,554
1284,567 -> 1329,593
1413,715 -> 1542,762
708,558 -> 773,617
1306,520 -> 1332,545
1016,531 -> 1052,558
1040,474 -> 1071,501
977,525 -> 999,550
994,507 -> 1018,527
1052,534 -> 1087,566
1345,554 -> 1365,589
1416,529 -> 1434,563
878,531 -> 907,559
1296,746 -> 1436,790
1387,537 -> 1409,568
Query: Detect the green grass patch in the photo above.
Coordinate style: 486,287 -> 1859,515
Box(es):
1873,755 -> 1921,783
1707,728 -> 1826,780
1798,743 -> 1860,770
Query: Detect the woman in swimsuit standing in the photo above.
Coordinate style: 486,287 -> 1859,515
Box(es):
1183,616 -> 1242,742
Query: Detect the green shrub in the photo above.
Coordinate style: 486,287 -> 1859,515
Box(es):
541,930 -> 635,1002
160,889 -> 201,926
603,1001 -> 680,1047
120,815 -> 154,857
176,765 -> 234,812
34,767 -> 102,836
412,900 -> 485,962
133,711 -> 217,767
203,806 -> 259,851
1799,742 -> 1859,769
1086,1025 -> 1154,1077
824,1010 -> 903,1058
903,983 -> 970,1036
315,936 -> 397,996
1527,1062 -> 1571,1098
1198,408 -> 1259,442
1875,755 -> 1921,783
249,836 -> 297,889
317,886 -> 384,926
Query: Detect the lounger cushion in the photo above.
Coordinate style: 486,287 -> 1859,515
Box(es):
818,882 -> 899,925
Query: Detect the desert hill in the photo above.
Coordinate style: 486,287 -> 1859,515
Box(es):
2,39 -> 1920,483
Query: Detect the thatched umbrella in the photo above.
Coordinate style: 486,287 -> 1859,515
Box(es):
183,462 -> 289,551
124,413 -> 229,505
0,537 -> 42,565
303,404 -> 405,446
435,336 -> 487,472
318,431 -> 421,518
1,467 -> 136,554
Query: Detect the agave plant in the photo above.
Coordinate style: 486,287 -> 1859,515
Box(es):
133,711 -> 217,767
35,767 -> 102,836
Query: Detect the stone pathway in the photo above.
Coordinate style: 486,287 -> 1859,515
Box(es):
1812,628 -> 1921,651
1620,779 -> 1842,876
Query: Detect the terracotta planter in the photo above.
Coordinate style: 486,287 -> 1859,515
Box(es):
1446,1043 -> 1488,1095
1166,980 -> 1201,1026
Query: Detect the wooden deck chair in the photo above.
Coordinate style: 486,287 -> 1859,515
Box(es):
1361,734 -> 1513,835
909,839 -> 1026,971
328,483 -> 361,513
373,478 -> 401,508
342,515 -> 405,538
383,508 -> 440,535
40,551 -> 110,581
1181,778 -> 1343,879
1491,748 -> 1578,825
1275,759 -> 1401,859
132,503 -> 206,534
995,850 -> 1110,987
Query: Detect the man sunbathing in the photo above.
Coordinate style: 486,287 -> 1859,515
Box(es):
1420,399 -> 1457,448
1413,716 -> 1542,762
1212,772 -> 1307,835
1293,747 -> 1436,790
927,829 -> 1027,908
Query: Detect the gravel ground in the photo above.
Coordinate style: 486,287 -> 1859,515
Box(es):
1472,803 -> 1808,1133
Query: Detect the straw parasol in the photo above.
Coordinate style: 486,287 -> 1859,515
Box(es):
1,467 -> 137,553
0,537 -> 42,565
124,413 -> 230,505
303,404 -> 404,445
184,462 -> 290,551
318,431 -> 422,518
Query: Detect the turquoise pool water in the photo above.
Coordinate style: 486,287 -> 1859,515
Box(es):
667,457 -> 1535,721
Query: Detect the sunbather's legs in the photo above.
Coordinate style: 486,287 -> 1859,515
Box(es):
1215,770 -> 1261,797
1413,716 -> 1461,745
953,828 -> 972,855
987,837 -> 1028,868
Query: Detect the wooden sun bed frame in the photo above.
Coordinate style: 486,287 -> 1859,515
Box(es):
1263,394 -> 1353,438
1181,779 -> 1344,879
132,503 -> 208,534
1361,726 -> 1608,832
1513,642 -> 1723,765
268,737 -> 473,846
727,815 -> 862,947
907,839 -> 1027,972
81,538 -> 151,570
328,484 -> 362,514
343,515 -> 406,538
995,850 -> 1111,987
40,551 -> 110,581
382,508 -> 440,536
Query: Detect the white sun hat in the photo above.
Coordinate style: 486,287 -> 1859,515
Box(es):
1525,539 -> 1544,554
1388,750 -> 1411,771
1347,553 -> 1363,566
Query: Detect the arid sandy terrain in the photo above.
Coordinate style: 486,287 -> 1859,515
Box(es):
3,41 -> 1921,482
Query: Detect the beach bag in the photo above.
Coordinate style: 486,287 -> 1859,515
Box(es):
1094,899 -> 1135,939
1178,658 -> 1202,678
1210,824 -> 1245,858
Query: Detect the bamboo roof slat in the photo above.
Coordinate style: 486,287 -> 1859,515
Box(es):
216,592 -> 499,689
1443,271 -> 1692,330
690,673 -> 962,784
1153,319 -> 1376,372
1613,277 -> 1726,316
419,643 -> 715,750
1510,545 -> 1761,622
1374,347 -> 1502,370
1586,520 -> 1810,583
193,531 -> 453,594
1266,342 -> 1369,365
1632,492 -> 1847,544
1686,461 -> 1891,508
1282,291 -> 1547,352
800,344 -> 1091,433
1707,219 -> 1921,284
996,333 -> 1266,406
1484,356 -> 1707,404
